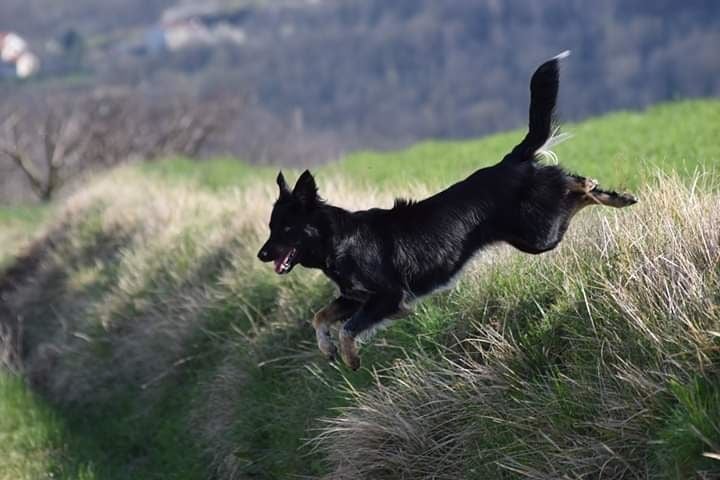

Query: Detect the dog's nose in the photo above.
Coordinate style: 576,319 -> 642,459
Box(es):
258,249 -> 270,262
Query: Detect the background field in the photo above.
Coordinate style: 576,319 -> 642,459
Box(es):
1,99 -> 719,479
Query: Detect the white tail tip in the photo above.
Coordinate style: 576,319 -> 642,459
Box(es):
553,50 -> 571,61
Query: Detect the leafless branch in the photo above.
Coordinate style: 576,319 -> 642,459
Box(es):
0,91 -> 236,201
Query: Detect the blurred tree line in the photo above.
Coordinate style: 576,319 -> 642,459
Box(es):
0,0 -> 718,200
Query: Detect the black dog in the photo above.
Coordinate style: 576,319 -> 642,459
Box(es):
258,52 -> 636,370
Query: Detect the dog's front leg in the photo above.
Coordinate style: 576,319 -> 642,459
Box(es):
313,297 -> 361,361
339,292 -> 403,371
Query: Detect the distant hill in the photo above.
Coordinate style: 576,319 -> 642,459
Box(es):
2,0 -> 719,163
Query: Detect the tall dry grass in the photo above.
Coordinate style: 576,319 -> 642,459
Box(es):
317,175 -> 720,479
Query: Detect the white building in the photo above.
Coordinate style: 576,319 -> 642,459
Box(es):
0,32 -> 41,78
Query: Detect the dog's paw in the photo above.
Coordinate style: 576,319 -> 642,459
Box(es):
339,329 -> 361,371
617,192 -> 638,206
341,351 -> 361,371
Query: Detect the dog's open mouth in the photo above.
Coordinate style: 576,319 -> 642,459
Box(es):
274,248 -> 297,274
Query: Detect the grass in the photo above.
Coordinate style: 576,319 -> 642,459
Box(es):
0,373 -> 96,480
0,372 -> 62,480
318,178 -> 720,478
334,99 -> 720,190
657,378 -> 720,477
0,373 -> 206,480
140,156 -> 278,191
0,205 -> 48,268
1,99 -> 719,479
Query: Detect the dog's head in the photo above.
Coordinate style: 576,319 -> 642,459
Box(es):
257,170 -> 322,274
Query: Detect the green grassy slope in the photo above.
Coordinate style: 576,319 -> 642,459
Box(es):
143,99 -> 719,191
1,99 -> 719,479
334,99 -> 720,189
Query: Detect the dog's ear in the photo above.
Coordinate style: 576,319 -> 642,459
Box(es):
276,171 -> 291,199
292,169 -> 319,208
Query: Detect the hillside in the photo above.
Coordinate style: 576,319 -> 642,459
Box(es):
1,100 -> 719,479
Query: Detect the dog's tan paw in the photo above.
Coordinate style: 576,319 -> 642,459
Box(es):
339,329 -> 361,371
342,351 -> 360,371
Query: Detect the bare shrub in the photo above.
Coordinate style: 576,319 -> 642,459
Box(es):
0,91 -> 235,201
79,89 -> 238,164
0,100 -> 87,201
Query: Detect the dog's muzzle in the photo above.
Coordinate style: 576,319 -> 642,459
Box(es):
257,248 -> 272,262
257,243 -> 298,274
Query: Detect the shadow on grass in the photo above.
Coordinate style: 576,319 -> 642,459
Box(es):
0,370 -> 206,480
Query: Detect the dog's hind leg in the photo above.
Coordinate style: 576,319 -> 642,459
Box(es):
339,291 -> 403,371
313,297 -> 361,361
506,175 -> 636,255
566,175 -> 637,209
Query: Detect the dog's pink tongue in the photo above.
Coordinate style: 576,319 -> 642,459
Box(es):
274,249 -> 293,274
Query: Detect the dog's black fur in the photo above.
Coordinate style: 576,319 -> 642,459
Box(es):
258,53 -> 637,370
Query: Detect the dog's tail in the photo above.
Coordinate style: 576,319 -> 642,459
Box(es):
504,50 -> 570,163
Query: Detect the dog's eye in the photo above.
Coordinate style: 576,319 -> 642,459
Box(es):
283,227 -> 292,233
